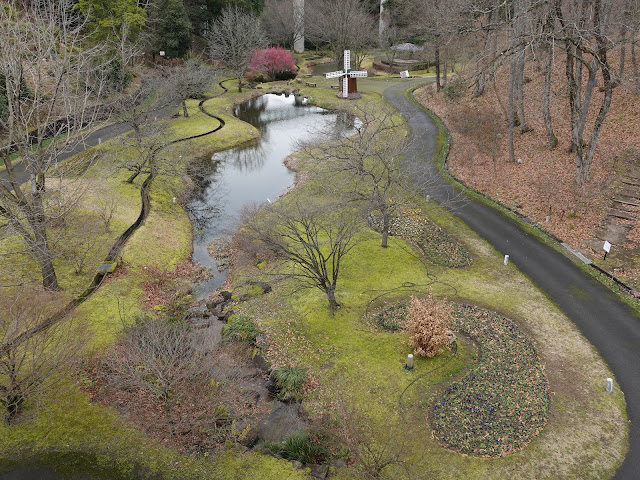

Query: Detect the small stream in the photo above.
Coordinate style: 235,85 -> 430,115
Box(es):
189,92 -> 355,298
0,92 -> 355,480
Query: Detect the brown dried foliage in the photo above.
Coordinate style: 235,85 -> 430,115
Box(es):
404,294 -> 452,358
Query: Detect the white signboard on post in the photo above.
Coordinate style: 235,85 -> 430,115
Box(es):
603,241 -> 611,253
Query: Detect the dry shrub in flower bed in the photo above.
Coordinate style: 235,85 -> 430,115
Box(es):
405,294 -> 453,358
369,211 -> 472,267
431,304 -> 549,457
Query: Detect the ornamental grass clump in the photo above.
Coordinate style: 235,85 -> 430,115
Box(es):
404,294 -> 452,358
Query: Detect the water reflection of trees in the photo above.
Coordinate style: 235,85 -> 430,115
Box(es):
188,94 -> 357,238
227,144 -> 266,172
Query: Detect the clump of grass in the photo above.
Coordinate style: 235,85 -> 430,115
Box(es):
272,367 -> 307,402
221,315 -> 261,345
262,430 -> 327,464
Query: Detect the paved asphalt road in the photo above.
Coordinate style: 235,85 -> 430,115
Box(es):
384,80 -> 640,479
0,102 -> 177,187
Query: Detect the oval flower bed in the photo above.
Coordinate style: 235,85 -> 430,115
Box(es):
431,304 -> 549,456
369,211 -> 472,268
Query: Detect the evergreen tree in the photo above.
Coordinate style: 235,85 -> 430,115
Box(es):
150,0 -> 193,58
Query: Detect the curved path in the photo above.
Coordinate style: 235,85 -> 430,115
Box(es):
383,80 -> 640,479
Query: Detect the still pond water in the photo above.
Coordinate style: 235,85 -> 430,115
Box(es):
189,92 -> 354,297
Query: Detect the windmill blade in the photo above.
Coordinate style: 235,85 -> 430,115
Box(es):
349,71 -> 368,78
344,50 -> 351,72
325,70 -> 344,79
343,77 -> 349,98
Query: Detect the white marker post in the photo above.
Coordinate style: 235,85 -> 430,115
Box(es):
606,378 -> 613,393
603,241 -> 611,261
406,354 -> 414,370
504,254 -> 509,266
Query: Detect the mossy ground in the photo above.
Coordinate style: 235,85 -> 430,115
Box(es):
0,69 -> 629,480
0,78 -> 307,479
231,74 -> 627,479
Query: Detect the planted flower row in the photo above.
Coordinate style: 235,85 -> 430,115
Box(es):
368,299 -> 549,456
369,212 -> 472,268
431,304 -> 549,456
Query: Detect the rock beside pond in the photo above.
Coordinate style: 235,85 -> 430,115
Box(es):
256,403 -> 307,444
307,464 -> 329,479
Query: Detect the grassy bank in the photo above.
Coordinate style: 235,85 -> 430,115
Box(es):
0,82 -> 307,479
229,78 -> 627,479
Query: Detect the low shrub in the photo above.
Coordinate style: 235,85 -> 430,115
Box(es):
404,294 -> 452,357
221,315 -> 261,345
272,366 -> 307,402
263,430 -> 328,464
246,46 -> 297,82
442,77 -> 466,101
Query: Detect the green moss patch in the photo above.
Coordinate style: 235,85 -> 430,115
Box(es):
431,304 -> 549,457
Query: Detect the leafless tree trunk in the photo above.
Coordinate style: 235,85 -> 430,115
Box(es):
633,40 -> 640,93
0,1 -> 116,290
0,288 -> 84,423
542,11 -> 558,149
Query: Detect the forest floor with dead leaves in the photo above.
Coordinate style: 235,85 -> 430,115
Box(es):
416,57 -> 640,291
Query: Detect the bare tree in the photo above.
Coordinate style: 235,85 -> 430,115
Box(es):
262,0 -> 305,49
167,59 -> 216,118
243,200 -> 361,312
0,288 -> 84,423
554,0 -> 615,185
302,103 -> 420,248
102,315 -> 207,435
305,0 -> 375,68
401,0 -> 467,91
118,121 -> 173,184
0,1 -> 118,290
206,6 -> 267,92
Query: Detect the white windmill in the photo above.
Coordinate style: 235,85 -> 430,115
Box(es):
325,50 -> 368,99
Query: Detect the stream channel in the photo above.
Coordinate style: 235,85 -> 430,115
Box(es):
189,92 -> 354,298
0,92 -> 354,480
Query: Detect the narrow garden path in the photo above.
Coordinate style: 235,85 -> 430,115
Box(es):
383,80 -> 640,479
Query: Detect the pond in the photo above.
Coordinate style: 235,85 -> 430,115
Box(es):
189,92 -> 355,297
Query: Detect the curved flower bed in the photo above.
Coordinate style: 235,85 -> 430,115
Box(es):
431,304 -> 549,456
370,302 -> 408,331
369,212 -> 472,268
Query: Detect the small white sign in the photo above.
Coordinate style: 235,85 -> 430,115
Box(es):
400,70 -> 410,78
159,51 -> 165,56
603,241 -> 611,253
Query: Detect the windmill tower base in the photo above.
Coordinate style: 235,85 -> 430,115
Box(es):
338,77 -> 361,99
